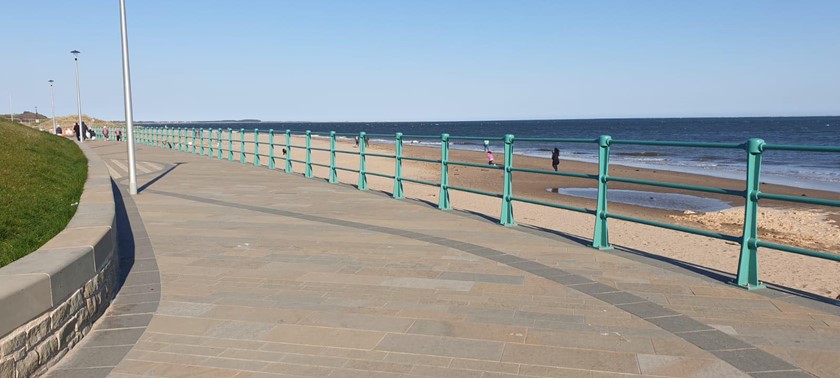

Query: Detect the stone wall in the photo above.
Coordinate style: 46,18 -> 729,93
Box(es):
0,142 -> 117,377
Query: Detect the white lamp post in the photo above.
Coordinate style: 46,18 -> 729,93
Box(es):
119,0 -> 138,195
71,50 -> 84,142
48,80 -> 57,132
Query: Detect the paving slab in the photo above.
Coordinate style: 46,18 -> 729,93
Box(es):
45,142 -> 840,377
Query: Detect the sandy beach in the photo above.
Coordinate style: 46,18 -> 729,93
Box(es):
181,131 -> 840,299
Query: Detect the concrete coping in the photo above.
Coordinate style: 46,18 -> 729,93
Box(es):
0,142 -> 116,338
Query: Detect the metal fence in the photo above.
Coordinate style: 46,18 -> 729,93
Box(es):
135,126 -> 840,290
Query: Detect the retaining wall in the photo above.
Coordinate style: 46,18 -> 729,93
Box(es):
0,143 -> 118,377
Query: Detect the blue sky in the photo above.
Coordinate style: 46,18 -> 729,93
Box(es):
2,0 -> 839,122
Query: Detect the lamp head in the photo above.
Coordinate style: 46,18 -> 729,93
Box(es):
71,50 -> 80,59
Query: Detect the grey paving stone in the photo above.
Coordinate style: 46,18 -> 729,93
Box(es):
45,367 -> 113,378
547,274 -> 594,286
616,301 -> 680,319
95,313 -> 155,330
647,315 -> 714,333
748,370 -> 812,378
81,327 -> 148,347
591,291 -> 647,305
676,329 -> 755,352
711,348 -> 800,373
572,282 -> 621,295
59,345 -> 134,368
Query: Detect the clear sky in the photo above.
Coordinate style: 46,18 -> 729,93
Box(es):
2,0 -> 839,122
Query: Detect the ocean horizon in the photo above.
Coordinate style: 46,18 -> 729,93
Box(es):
144,116 -> 840,193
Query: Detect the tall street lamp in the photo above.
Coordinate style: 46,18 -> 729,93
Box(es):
71,50 -> 84,142
120,0 -> 138,194
48,80 -> 57,132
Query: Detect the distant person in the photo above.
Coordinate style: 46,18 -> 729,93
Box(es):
551,147 -> 560,171
282,148 -> 287,155
115,129 -> 122,142
103,126 -> 109,140
89,128 -> 97,140
483,140 -> 490,152
81,121 -> 89,141
55,125 -> 62,135
354,135 -> 359,148
364,135 -> 369,147
73,123 -> 81,141
487,150 -> 495,166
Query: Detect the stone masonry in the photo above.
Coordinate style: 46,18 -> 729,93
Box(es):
0,257 -> 117,377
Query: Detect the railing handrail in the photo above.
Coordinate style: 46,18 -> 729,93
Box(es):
135,126 -> 840,292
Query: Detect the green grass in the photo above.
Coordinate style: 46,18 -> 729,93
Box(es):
0,119 -> 87,267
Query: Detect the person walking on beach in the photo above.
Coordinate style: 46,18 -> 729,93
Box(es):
487,150 -> 495,166
483,140 -> 490,152
551,147 -> 560,171
73,122 -> 80,141
354,135 -> 359,148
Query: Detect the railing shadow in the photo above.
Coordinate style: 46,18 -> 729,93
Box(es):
138,162 -> 185,193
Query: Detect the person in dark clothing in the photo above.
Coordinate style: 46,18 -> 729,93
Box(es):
551,148 -> 560,171
73,123 -> 81,141
81,122 -> 88,141
55,125 -> 62,135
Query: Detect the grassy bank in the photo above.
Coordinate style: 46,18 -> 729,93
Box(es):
0,119 -> 87,267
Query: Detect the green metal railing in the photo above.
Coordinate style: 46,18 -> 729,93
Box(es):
134,126 -> 840,290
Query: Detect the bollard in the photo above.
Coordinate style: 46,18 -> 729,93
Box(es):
592,135 -> 613,250
393,132 -> 404,199
736,138 -> 766,290
438,133 -> 451,210
500,134 -> 515,226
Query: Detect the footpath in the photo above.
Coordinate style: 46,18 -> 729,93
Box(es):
48,141 -> 840,377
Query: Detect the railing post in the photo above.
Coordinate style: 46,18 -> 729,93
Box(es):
177,128 -> 182,151
393,132 -> 404,199
500,134 -> 516,226
592,135 -> 613,250
199,128 -> 205,155
207,127 -> 214,157
240,128 -> 246,163
268,129 -> 275,169
358,131 -> 368,190
217,128 -> 222,159
254,128 -> 261,167
285,129 -> 293,173
736,138 -> 766,290
439,133 -> 451,210
228,128 -> 233,161
329,131 -> 338,183
305,130 -> 313,178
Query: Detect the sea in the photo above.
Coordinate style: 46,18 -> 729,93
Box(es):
151,116 -> 840,193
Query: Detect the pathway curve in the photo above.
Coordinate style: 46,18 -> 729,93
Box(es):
50,142 -> 839,377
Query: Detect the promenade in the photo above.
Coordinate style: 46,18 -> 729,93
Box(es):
49,141 -> 839,377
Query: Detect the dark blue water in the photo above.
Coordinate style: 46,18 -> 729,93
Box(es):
148,117 -> 840,192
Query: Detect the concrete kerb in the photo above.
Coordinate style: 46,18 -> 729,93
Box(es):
0,142 -> 118,377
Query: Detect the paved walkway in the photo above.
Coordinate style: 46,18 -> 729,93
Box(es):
49,141 -> 839,377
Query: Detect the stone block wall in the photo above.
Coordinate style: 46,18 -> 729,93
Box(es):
0,142 -> 118,378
